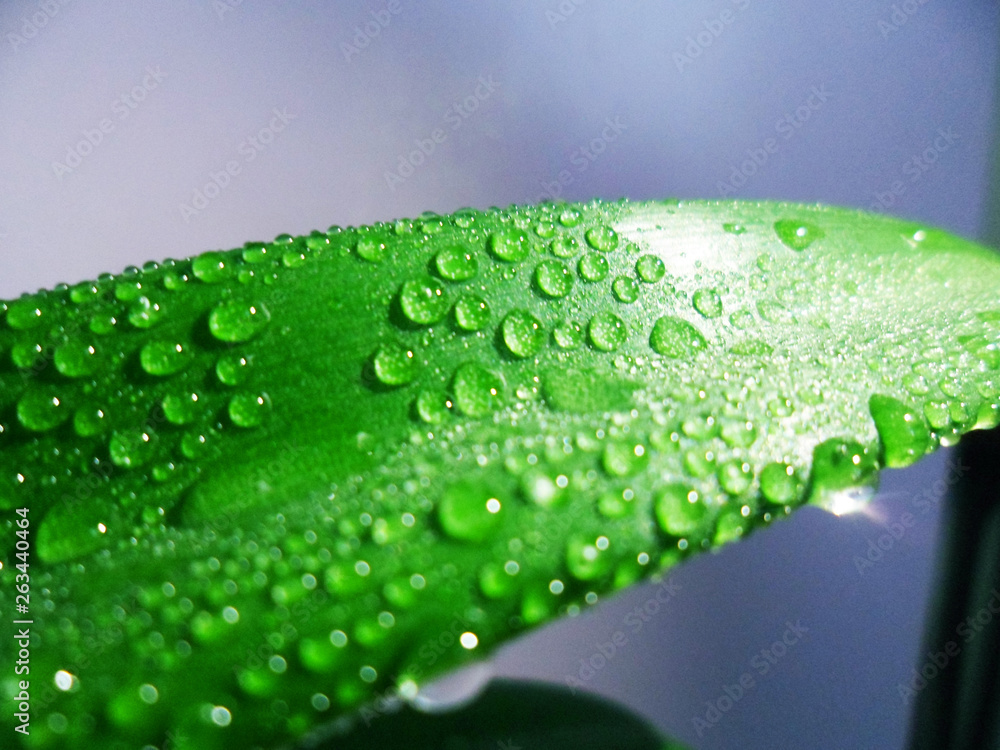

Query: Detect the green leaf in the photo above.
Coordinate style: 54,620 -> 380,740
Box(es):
1,199 -> 998,748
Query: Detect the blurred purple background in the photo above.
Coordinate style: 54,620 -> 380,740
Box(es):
1,1 -> 997,747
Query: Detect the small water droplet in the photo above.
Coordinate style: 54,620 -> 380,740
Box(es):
128,296 -> 166,328
192,251 -> 231,283
553,320 -> 583,349
17,390 -> 68,431
774,219 -> 824,251
722,222 -> 747,235
216,354 -> 250,386
73,404 -> 108,437
869,395 -> 930,468
415,390 -> 450,423
162,392 -> 201,425
655,484 -> 705,536
558,207 -> 582,227
54,342 -> 98,378
810,438 -> 877,494
6,299 -> 44,330
437,479 -> 505,542
452,362 -> 501,417
109,429 -> 157,468
549,236 -> 579,258
760,463 -> 801,505
718,460 -> 753,495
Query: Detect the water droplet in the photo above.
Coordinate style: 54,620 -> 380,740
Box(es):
535,220 -> 556,238
578,253 -> 609,282
602,441 -> 647,477
228,392 -> 270,428
810,438 -> 877,494
558,207 -> 582,227
6,299 -> 43,330
488,229 -> 531,262
435,246 -> 478,281
588,312 -> 626,352
162,392 -> 200,425
655,484 -> 706,536
720,419 -> 757,447
109,429 -> 157,468
760,463 -> 801,505
373,343 -> 418,386
730,339 -> 773,356
128,296 -> 166,328
635,255 -> 665,283
718,460 -> 753,495
692,288 -> 723,318
73,404 -> 108,437
549,236 -> 579,258
416,390 -> 450,423
216,354 -> 250,386
757,300 -> 793,325
502,309 -> 545,358
208,300 -> 271,342
869,395 -> 930,468
11,340 -> 44,369
140,341 -> 191,376
722,222 -> 747,235
566,535 -> 613,581
612,276 -> 639,303
774,219 -> 824,251
89,313 -> 117,335
585,225 -> 619,252
399,278 -> 448,325
650,316 -> 708,358
17,390 -> 68,431
454,295 -> 490,331
192,251 -> 231,283
54,342 -> 98,378
437,479 -> 505,542
452,363 -> 501,417
553,320 -> 583,349
535,260 -> 573,298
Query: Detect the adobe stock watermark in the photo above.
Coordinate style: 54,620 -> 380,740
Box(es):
563,576 -> 681,694
534,115 -> 627,202
716,83 -> 831,197
212,0 -> 245,21
897,588 -> 1000,706
51,66 -> 168,180
340,0 -> 403,62
868,126 -> 959,212
673,0 -> 751,73
178,107 -> 296,221
877,0 -> 932,39
546,0 -> 587,31
5,0 -> 72,52
692,619 -> 809,737
383,75 -> 499,191
852,456 -> 968,576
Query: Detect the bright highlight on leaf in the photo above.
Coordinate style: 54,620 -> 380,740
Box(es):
1,198 -> 998,749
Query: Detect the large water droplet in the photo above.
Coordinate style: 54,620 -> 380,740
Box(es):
549,236 -> 579,259
208,300 -> 271,342
774,219 -> 824,251
73,404 -> 108,437
6,298 -> 43,330
612,276 -> 639,303
553,320 -> 583,349
718,460 -> 753,495
356,237 -> 387,263
373,343 -> 417,386
760,463 -> 801,505
192,251 -> 231,283
502,310 -> 544,358
54,342 -> 98,378
588,312 -> 627,352
565,535 -> 613,581
655,484 -> 706,536
435,246 -> 478,281
578,253 -> 609,282
535,260 -> 573,298
692,288 -> 723,318
17,390 -> 68,431
868,395 -> 930,468
635,255 -> 665,283
452,363 -> 501,417
437,479 -> 505,542
649,316 -> 708,357
109,429 -> 157,468
488,229 -> 531,262
228,392 -> 271,428
140,341 -> 191,376
399,278 -> 448,325
810,438 -> 877,495
454,295 -> 490,331
585,225 -> 619,252
128,296 -> 166,328
162,392 -> 201,425
216,354 -> 250,386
